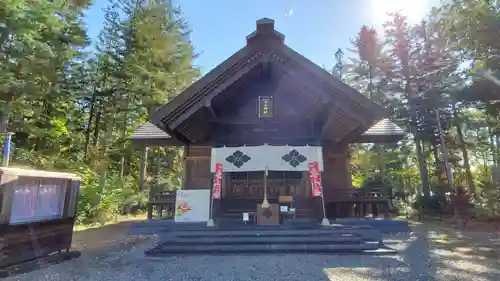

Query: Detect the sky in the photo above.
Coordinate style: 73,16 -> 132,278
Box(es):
84,0 -> 438,75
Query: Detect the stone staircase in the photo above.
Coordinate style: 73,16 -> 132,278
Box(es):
144,225 -> 395,256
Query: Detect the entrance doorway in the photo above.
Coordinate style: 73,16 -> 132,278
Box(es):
220,171 -> 311,216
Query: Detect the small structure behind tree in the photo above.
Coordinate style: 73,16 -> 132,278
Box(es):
130,122 -> 183,219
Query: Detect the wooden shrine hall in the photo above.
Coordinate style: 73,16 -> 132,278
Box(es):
135,18 -> 405,224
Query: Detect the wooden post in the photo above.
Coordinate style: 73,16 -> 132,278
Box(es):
155,147 -> 161,180
207,173 -> 215,227
366,203 -> 373,217
139,146 -> 148,191
181,145 -> 188,189
147,148 -> 161,220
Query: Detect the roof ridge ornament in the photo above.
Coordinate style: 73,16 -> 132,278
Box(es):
246,18 -> 285,46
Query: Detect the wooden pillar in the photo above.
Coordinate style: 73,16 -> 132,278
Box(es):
366,203 -> 372,216
155,147 -> 161,180
156,148 -> 162,217
181,145 -> 188,189
147,148 -> 162,220
139,146 -> 148,191
383,203 -> 390,219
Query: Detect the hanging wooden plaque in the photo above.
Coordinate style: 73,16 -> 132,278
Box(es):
258,96 -> 273,118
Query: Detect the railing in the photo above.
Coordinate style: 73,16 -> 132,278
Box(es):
147,191 -> 176,219
328,188 -> 390,202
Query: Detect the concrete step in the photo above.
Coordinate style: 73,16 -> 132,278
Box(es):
168,235 -> 366,245
177,231 -> 360,239
333,219 -> 411,235
141,222 -> 396,255
172,228 -> 382,241
145,241 -> 383,256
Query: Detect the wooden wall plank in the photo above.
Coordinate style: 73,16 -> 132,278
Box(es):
184,145 -> 212,189
321,143 -> 352,202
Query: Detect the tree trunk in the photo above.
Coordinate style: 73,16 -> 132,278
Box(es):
432,143 -> 446,186
0,100 -> 12,134
99,96 -> 117,187
93,102 -> 102,148
455,114 -> 475,195
119,101 -> 130,177
489,127 -> 496,164
496,134 -> 500,169
416,136 -> 431,198
84,90 -> 98,159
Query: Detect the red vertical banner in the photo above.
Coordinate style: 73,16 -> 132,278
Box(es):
308,161 -> 323,197
212,163 -> 223,199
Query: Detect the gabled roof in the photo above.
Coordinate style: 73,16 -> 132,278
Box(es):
150,18 -> 389,144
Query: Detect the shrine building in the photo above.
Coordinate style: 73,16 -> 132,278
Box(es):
138,18 -> 404,224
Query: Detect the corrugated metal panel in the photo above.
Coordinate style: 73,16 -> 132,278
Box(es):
362,119 -> 404,136
129,122 -> 170,140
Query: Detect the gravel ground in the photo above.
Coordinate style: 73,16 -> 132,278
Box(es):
5,225 -> 500,281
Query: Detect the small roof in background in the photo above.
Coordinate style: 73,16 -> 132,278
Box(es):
129,122 -> 170,140
355,118 -> 405,143
362,118 -> 405,136
129,122 -> 184,147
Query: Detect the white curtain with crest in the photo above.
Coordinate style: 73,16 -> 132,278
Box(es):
210,145 -> 323,173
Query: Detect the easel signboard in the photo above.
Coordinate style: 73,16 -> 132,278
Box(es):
174,190 -> 210,223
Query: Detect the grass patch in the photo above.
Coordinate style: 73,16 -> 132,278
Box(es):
74,212 -> 147,232
431,235 -> 451,244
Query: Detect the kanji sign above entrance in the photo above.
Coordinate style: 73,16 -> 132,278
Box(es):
258,96 -> 273,118
210,145 -> 324,172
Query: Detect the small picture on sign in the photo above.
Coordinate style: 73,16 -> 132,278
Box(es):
258,96 -> 273,118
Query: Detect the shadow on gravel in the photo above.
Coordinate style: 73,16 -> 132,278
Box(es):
319,255 -> 406,280
403,228 -> 436,280
1,221 -> 152,279
73,220 -> 151,254
326,224 -> 436,280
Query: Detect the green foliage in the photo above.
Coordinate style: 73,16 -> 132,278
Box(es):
359,172 -> 395,195
0,0 -> 197,225
345,3 -> 500,220
77,175 -> 147,225
3,0 -> 500,225
475,182 -> 500,220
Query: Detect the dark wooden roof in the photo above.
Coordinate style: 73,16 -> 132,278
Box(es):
131,118 -> 403,145
150,18 -> 389,144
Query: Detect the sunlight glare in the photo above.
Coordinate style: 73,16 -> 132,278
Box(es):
369,0 -> 429,25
